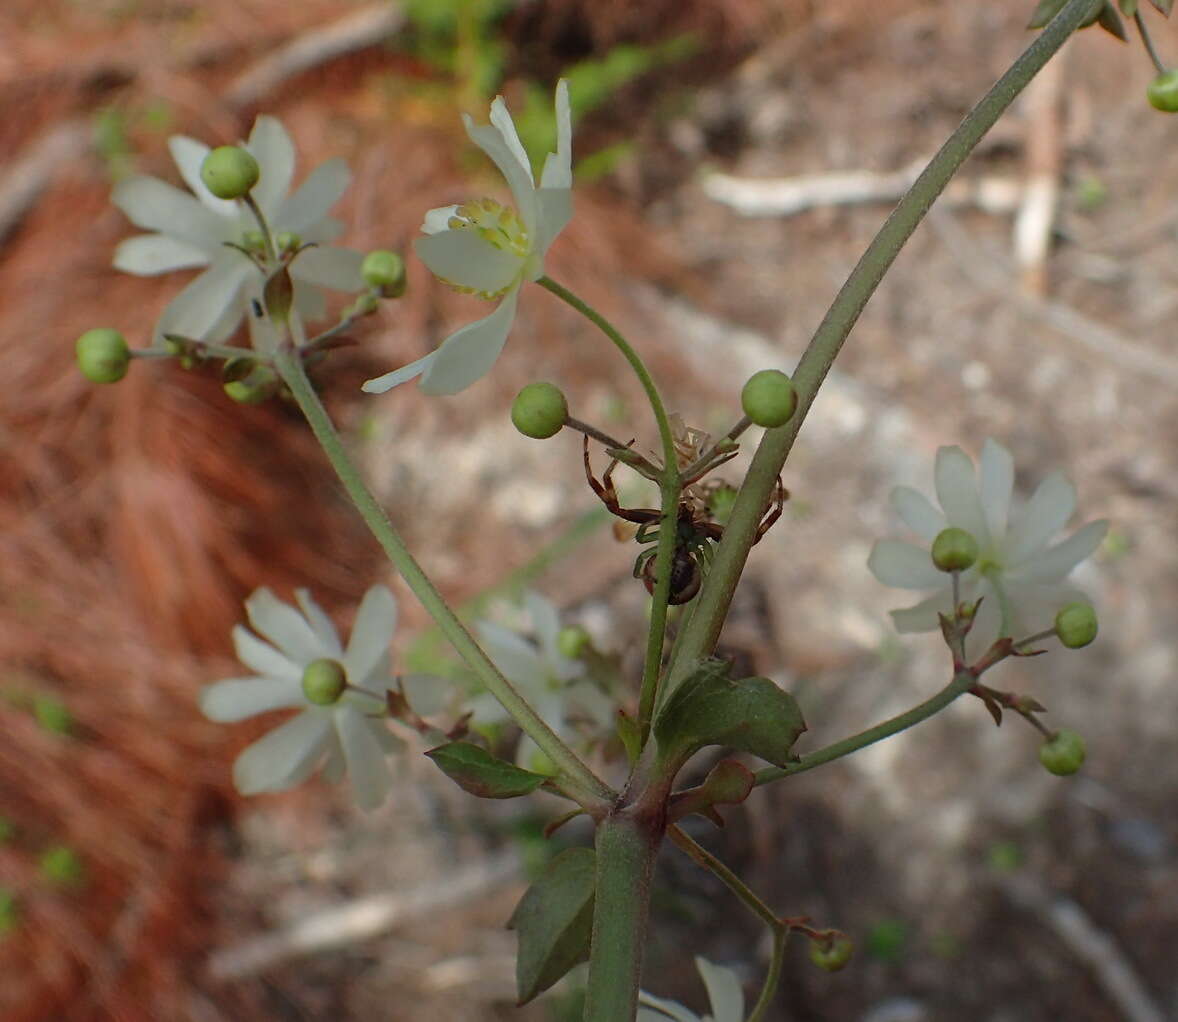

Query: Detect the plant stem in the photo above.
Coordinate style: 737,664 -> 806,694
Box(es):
273,341 -> 613,807
668,825 -> 779,931
537,276 -> 681,737
584,809 -> 662,1022
747,927 -> 787,1022
661,0 -> 1100,703
753,669 -> 975,787
1135,10 -> 1167,75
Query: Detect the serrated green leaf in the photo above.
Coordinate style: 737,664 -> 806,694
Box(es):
507,847 -> 596,1003
655,659 -> 806,770
425,741 -> 549,799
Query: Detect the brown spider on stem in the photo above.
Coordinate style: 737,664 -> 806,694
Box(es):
583,435 -> 787,604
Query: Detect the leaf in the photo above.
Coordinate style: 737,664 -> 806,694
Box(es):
1150,0 -> 1173,14
507,847 -> 596,1003
1096,2 -> 1129,38
1118,0 -> 1138,15
1027,0 -> 1069,28
425,741 -> 548,799
655,659 -> 806,770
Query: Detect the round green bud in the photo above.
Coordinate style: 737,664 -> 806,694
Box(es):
741,369 -> 797,428
1039,729 -> 1086,776
75,327 -> 131,383
556,625 -> 591,660
931,527 -> 979,572
200,145 -> 260,199
361,250 -> 407,298
1147,70 -> 1178,113
511,382 -> 568,439
1055,602 -> 1098,649
809,934 -> 854,972
223,362 -> 281,404
275,231 -> 301,254
301,658 -> 348,706
242,229 -> 267,254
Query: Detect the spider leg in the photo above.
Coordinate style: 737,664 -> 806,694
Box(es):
752,475 -> 788,545
583,436 -> 663,526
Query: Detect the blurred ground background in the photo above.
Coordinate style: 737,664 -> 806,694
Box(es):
2,1 -> 1178,1019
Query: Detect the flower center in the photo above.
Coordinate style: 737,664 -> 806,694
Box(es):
449,198 -> 530,259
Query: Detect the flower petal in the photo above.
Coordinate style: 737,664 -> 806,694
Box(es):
891,485 -> 944,542
978,438 -> 1014,543
112,176 -> 227,249
400,673 -> 446,717
291,277 -> 328,325
934,445 -> 989,545
344,585 -> 397,686
113,233 -> 211,275
415,228 -> 523,295
890,592 -> 950,633
696,957 -> 743,1022
530,187 -> 572,272
1005,470 -> 1076,562
527,592 -> 580,682
422,204 -> 459,235
1012,519 -> 1107,583
477,620 -> 546,694
419,286 -> 520,395
636,993 -> 702,1022
200,677 -> 304,722
335,706 -> 392,810
290,245 -> 364,292
868,540 -> 944,589
232,624 -> 302,681
464,116 -> 538,233
155,257 -> 252,342
276,158 -> 351,233
539,79 -> 572,191
247,115 -> 296,215
245,587 -> 330,664
294,589 -> 344,657
168,135 -> 239,217
232,711 -> 332,794
362,350 -> 439,394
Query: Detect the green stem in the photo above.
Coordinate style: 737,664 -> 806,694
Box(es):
242,193 -> 278,264
753,670 -> 975,787
584,810 -> 662,1022
537,276 -> 680,737
1135,10 -> 1167,75
661,0 -> 1099,703
747,928 -> 787,1022
273,341 -> 613,807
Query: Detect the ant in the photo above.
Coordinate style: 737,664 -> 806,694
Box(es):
583,434 -> 787,605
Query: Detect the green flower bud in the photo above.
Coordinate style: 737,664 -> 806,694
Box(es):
200,145 -> 260,199
556,625 -> 591,660
511,382 -> 568,439
1039,729 -> 1086,776
1147,69 -> 1178,113
223,360 -> 281,404
809,933 -> 854,972
741,369 -> 797,428
361,250 -> 407,298
1055,602 -> 1097,649
75,327 -> 131,383
39,845 -> 85,889
931,527 -> 979,572
241,229 -> 267,254
345,293 -> 381,319
301,658 -> 348,706
275,231 -> 301,254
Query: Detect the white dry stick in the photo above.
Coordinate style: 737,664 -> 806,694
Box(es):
701,159 -> 1022,219
1015,41 -> 1067,297
998,873 -> 1165,1022
207,851 -> 519,980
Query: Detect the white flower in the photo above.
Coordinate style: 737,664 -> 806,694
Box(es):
113,116 -> 363,344
472,591 -> 612,768
363,79 -> 573,396
638,957 -> 744,1022
200,585 -> 406,811
868,439 -> 1107,657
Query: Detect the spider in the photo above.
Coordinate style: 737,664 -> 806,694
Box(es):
583,436 -> 787,605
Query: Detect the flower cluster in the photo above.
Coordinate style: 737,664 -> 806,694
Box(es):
471,591 -> 612,770
363,79 -> 572,396
113,116 -> 363,345
869,438 -> 1106,658
200,585 -> 426,811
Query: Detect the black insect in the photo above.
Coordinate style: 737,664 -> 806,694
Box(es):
583,435 -> 786,605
